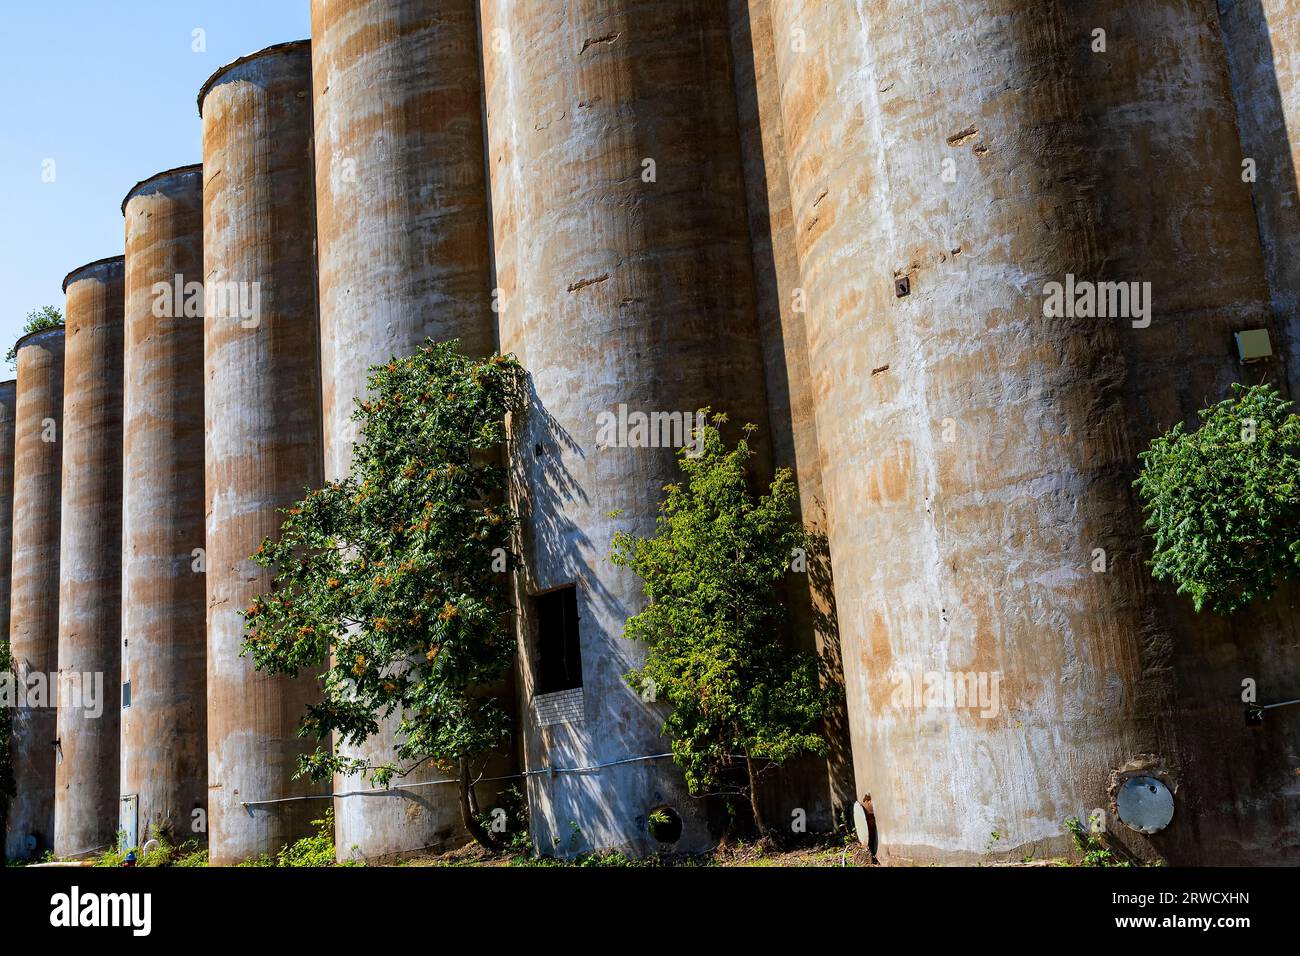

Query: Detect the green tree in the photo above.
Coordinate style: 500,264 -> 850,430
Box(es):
1134,382 -> 1300,614
6,305 -> 64,369
242,340 -> 525,850
610,415 -> 839,835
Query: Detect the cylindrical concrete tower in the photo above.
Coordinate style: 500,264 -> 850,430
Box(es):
54,257 -> 125,859
724,0 -> 851,831
4,328 -> 65,860
200,40 -> 327,866
0,381 -> 16,649
311,0 -> 503,861
767,0 -> 1295,863
120,166 -> 208,847
0,380 -> 14,849
481,0 -> 772,855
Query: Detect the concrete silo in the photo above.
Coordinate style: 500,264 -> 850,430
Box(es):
199,40 -> 327,866
0,382 -> 15,644
724,0 -> 851,831
0,381 -> 14,847
480,0 -> 772,855
3,328 -> 65,860
120,165 -> 207,847
766,0 -> 1296,863
311,0 -> 505,860
54,257 -> 125,859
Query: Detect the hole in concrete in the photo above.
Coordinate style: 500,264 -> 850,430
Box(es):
895,275 -> 911,298
647,805 -> 682,844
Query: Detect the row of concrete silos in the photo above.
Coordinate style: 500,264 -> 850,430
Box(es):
5,0 -> 1300,865
441,0 -> 1300,863
756,0 -> 1300,864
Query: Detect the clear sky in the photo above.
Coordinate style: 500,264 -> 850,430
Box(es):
0,1 -> 311,370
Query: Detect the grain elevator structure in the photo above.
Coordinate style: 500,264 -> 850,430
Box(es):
2,0 -> 1300,866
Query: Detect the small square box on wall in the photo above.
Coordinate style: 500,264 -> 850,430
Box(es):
1235,328 -> 1272,364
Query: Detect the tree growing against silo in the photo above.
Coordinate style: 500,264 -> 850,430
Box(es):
610,415 -> 839,836
1135,382 -> 1300,615
5,306 -> 63,369
242,341 -> 524,851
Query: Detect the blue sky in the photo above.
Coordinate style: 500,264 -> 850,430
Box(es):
0,1 -> 310,367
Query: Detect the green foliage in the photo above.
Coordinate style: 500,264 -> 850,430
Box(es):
234,811 -> 346,867
476,784 -> 531,855
243,340 -> 525,790
94,835 -> 132,868
92,831 -> 208,868
610,415 -> 839,802
275,811 -> 339,867
1064,816 -> 1131,868
6,305 -> 63,368
171,844 -> 209,867
1135,383 -> 1300,614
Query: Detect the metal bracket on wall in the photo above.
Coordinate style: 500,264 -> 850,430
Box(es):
1245,697 -> 1300,725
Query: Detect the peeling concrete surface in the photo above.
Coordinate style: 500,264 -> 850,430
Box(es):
121,166 -> 208,846
4,329 -> 64,860
768,0 -> 1293,864
201,40 -> 326,866
311,0 -> 506,861
481,0 -> 772,856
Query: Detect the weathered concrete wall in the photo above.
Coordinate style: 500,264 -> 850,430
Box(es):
200,40 -> 327,866
481,0 -> 772,855
0,380 -> 14,849
768,0 -> 1295,864
311,0 -> 505,861
54,257 -> 125,859
1219,0 -> 1300,394
4,328 -> 65,860
121,166 -> 208,846
725,0 -> 852,832
0,382 -> 15,654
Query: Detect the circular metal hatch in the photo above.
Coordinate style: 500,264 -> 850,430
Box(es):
1116,775 -> 1175,833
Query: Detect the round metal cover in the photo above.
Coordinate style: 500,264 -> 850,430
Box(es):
1116,775 -> 1175,833
852,801 -> 871,845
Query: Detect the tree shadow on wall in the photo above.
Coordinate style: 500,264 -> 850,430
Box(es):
727,0 -> 855,828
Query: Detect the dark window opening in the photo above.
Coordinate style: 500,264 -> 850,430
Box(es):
647,805 -> 682,844
535,585 -> 582,694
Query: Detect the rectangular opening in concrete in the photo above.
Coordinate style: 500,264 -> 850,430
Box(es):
535,585 -> 582,694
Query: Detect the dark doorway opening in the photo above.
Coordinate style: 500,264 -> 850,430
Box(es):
535,585 -> 582,694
